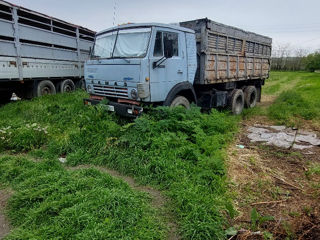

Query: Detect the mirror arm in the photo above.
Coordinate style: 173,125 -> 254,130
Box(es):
153,56 -> 166,69
89,47 -> 92,57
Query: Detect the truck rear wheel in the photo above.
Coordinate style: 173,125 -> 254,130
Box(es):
230,89 -> 244,115
170,96 -> 190,109
244,86 -> 257,108
36,80 -> 56,97
59,79 -> 75,93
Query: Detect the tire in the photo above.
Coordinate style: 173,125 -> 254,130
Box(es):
244,86 -> 257,108
170,95 -> 190,109
58,79 -> 75,93
36,80 -> 56,97
230,89 -> 244,115
76,79 -> 86,90
0,91 -> 12,103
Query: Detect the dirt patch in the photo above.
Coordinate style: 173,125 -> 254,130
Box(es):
228,119 -> 320,239
259,95 -> 277,107
0,189 -> 12,239
67,165 -> 180,240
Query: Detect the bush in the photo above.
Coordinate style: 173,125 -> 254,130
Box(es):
302,52 -> 320,72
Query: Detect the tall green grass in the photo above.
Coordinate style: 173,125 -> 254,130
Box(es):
0,155 -> 165,239
266,72 -> 320,126
0,92 -> 238,239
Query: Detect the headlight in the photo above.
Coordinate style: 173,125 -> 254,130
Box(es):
131,88 -> 138,100
87,85 -> 92,93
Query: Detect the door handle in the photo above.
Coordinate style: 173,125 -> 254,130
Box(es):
177,70 -> 183,74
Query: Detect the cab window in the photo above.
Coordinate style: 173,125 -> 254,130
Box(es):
153,31 -> 179,57
153,31 -> 163,57
163,32 -> 178,56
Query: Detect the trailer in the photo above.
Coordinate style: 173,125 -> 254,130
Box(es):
84,18 -> 272,116
0,0 -> 95,102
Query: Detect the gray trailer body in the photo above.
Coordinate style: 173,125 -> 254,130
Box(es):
180,18 -> 272,85
0,0 -> 95,100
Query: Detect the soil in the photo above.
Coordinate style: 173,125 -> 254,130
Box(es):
67,165 -> 180,240
0,189 -> 12,239
228,117 -> 320,239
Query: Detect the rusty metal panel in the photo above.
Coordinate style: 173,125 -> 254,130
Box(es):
180,18 -> 272,85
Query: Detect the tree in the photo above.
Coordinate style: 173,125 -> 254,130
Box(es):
302,52 -> 320,72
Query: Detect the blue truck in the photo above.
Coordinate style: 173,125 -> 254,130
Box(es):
84,18 -> 272,116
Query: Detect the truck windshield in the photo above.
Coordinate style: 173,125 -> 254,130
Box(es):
93,27 -> 151,59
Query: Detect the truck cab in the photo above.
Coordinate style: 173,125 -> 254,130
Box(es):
84,23 -> 197,117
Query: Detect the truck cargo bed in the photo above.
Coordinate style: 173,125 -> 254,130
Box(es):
180,18 -> 272,85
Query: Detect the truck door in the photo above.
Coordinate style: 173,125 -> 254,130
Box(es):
149,29 -> 187,102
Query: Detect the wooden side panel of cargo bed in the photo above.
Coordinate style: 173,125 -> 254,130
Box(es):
203,54 -> 270,84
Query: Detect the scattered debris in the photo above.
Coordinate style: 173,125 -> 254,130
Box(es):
10,93 -> 20,101
247,125 -> 320,149
236,144 -> 245,149
58,157 -> 67,163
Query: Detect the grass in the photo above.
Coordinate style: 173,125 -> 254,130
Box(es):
243,71 -> 320,128
266,72 -> 320,126
0,91 -> 238,239
0,155 -> 165,240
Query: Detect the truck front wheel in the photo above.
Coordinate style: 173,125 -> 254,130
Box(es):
230,89 -> 244,115
244,86 -> 257,108
170,96 -> 190,109
36,80 -> 56,97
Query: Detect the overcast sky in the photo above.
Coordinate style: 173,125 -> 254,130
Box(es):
6,0 -> 320,54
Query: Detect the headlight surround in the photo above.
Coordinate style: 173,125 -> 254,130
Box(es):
131,88 -> 138,100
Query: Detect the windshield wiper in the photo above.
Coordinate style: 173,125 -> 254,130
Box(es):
112,56 -> 131,63
90,54 -> 101,60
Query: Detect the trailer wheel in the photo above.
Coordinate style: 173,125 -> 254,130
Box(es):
0,91 -> 12,103
170,95 -> 190,109
36,80 -> 56,97
244,86 -> 257,108
76,79 -> 86,90
230,89 -> 244,115
59,79 -> 75,93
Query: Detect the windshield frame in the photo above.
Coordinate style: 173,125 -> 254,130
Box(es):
92,26 -> 152,60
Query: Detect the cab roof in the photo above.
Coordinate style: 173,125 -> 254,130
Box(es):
96,23 -> 195,36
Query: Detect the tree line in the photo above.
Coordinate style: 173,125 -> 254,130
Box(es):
271,44 -> 320,72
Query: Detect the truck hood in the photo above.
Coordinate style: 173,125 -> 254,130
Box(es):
85,59 -> 141,86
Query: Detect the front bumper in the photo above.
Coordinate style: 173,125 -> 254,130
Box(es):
83,98 -> 143,117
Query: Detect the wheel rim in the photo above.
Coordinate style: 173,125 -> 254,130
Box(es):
41,86 -> 51,95
64,84 -> 72,92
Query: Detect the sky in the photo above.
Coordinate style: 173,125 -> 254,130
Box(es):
6,0 -> 320,55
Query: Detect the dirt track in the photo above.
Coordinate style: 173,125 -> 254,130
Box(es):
0,189 -> 12,239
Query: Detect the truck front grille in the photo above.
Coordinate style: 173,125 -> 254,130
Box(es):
93,85 -> 129,99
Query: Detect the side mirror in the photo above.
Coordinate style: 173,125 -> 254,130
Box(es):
164,39 -> 173,58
